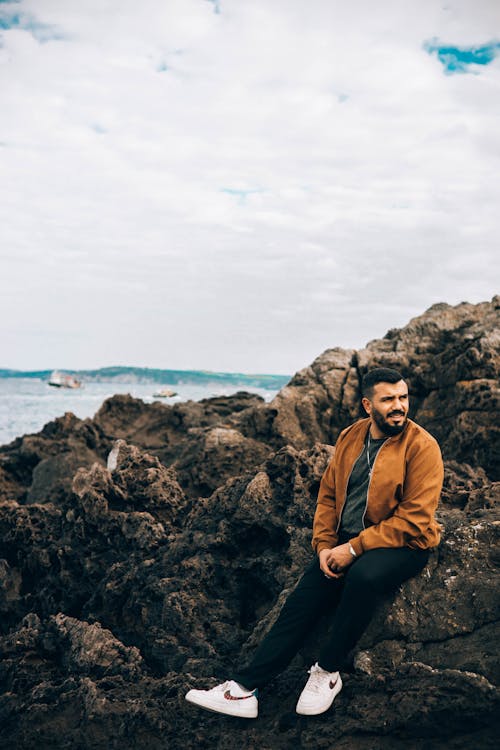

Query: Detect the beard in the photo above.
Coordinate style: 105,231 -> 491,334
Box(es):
372,406 -> 408,436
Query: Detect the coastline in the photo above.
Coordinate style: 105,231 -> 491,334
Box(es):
0,377 -> 283,447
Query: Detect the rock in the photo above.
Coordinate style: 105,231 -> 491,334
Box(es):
264,348 -> 358,448
103,440 -> 188,524
26,449 -> 99,505
0,412 -> 110,504
71,459 -> 171,548
91,393 -> 272,498
47,613 -> 145,678
0,467 -> 23,503
93,391 -> 264,454
173,426 -> 271,497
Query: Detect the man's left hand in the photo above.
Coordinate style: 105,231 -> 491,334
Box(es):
326,543 -> 355,572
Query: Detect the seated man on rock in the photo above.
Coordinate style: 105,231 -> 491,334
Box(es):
185,367 -> 444,718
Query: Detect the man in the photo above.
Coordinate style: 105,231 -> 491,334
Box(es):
185,368 -> 443,718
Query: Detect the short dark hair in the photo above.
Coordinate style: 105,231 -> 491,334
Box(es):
361,367 -> 405,399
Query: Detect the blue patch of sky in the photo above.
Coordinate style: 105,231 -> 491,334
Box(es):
424,38 -> 500,74
221,187 -> 264,204
0,12 -> 20,28
155,48 -> 183,73
0,9 -> 66,42
206,0 -> 221,14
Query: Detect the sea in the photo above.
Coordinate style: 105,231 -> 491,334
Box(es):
0,378 -> 281,447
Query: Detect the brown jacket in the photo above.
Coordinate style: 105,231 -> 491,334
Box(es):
312,418 -> 444,556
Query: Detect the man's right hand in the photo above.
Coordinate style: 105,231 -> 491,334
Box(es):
318,548 -> 343,579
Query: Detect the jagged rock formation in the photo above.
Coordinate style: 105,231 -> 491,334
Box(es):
0,297 -> 499,749
0,412 -> 111,504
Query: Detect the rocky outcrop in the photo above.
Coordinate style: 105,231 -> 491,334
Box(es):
242,297 -> 500,479
0,297 -> 499,749
0,412 -> 111,504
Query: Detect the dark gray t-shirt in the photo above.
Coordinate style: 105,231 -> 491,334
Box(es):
339,434 -> 388,537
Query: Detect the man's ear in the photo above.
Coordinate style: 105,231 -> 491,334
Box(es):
361,396 -> 372,416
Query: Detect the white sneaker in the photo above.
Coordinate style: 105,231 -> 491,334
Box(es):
296,663 -> 342,716
185,679 -> 258,719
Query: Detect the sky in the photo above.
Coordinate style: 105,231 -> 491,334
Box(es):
1,0 -> 499,375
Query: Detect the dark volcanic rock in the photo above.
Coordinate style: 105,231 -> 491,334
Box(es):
173,426 -> 272,497
0,412 -> 110,504
0,297 -> 499,749
93,391 -> 264,455
92,392 -> 271,497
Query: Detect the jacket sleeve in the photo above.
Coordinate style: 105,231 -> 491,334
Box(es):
349,436 -> 443,556
311,453 -> 339,554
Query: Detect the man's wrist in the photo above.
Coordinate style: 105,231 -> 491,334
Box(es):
348,543 -> 357,558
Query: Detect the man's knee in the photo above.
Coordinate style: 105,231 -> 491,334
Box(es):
344,558 -> 388,594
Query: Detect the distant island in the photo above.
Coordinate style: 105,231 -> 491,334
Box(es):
0,366 -> 290,390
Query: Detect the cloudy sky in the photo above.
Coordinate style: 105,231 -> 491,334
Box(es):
1,0 -> 499,375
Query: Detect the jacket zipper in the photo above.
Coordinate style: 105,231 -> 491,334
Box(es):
361,437 -> 391,529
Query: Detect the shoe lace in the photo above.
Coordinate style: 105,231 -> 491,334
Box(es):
306,665 -> 329,694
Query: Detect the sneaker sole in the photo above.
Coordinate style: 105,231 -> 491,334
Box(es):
296,675 -> 343,716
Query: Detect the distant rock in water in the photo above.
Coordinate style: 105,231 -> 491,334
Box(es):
0,297 -> 499,749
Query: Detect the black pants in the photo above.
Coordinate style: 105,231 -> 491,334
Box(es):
232,545 -> 429,690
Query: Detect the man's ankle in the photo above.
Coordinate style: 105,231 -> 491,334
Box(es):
317,662 -> 339,674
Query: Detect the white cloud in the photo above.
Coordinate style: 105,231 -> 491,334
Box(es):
0,0 -> 499,373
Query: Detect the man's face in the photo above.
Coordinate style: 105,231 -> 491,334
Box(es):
362,380 -> 409,437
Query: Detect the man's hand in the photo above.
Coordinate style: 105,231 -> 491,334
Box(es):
328,543 -> 355,572
319,544 -> 355,579
319,548 -> 341,578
